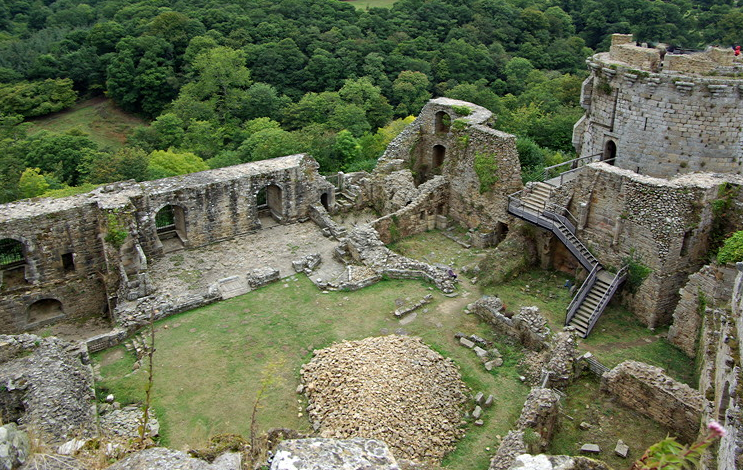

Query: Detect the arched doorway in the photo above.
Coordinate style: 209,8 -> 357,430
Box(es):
155,205 -> 186,252
0,238 -> 27,288
603,140 -> 617,164
432,145 -> 446,171
320,192 -> 330,211
27,298 -> 64,325
435,111 -> 451,133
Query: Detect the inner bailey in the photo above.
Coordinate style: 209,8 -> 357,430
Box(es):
573,34 -> 743,178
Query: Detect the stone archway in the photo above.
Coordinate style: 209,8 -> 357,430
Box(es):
433,145 -> 446,171
603,140 -> 617,164
321,192 -> 330,211
435,111 -> 451,133
256,184 -> 283,223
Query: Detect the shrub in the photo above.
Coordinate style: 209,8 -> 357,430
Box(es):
623,251 -> 652,294
451,105 -> 472,116
474,152 -> 499,193
717,231 -> 743,264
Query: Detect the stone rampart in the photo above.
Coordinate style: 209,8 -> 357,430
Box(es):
601,361 -> 705,443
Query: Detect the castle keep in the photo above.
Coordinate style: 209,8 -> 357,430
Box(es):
573,34 -> 743,178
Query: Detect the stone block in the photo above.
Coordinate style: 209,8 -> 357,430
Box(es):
472,406 -> 482,419
270,438 -> 399,470
484,395 -> 494,408
247,267 -> 280,289
474,392 -> 483,404
580,444 -> 600,454
0,424 -> 29,470
459,337 -> 475,348
473,346 -> 487,358
615,440 -> 630,458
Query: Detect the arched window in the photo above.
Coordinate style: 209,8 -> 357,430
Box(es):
27,298 -> 64,325
435,111 -> 451,133
0,238 -> 27,287
155,205 -> 186,252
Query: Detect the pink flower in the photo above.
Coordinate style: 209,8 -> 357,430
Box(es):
708,421 -> 727,438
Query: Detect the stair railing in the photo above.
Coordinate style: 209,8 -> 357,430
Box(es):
565,265 -> 599,326
583,265 -> 629,337
544,203 -> 578,234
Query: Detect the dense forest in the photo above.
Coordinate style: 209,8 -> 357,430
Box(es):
0,0 -> 741,202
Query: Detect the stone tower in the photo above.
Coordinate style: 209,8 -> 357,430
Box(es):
573,34 -> 743,178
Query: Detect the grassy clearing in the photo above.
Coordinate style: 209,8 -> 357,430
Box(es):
95,233 -> 530,470
344,0 -> 398,9
549,376 -> 669,468
27,97 -> 144,150
95,231 -> 691,468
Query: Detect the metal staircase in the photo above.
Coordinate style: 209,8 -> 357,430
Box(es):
507,182 -> 627,337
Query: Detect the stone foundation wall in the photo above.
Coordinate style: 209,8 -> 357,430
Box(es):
601,361 -> 705,443
668,264 -> 738,357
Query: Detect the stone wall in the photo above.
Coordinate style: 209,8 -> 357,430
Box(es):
0,155 -> 333,333
574,35 -> 743,178
554,163 -> 743,326
601,361 -> 705,443
376,98 -> 522,238
668,264 -> 738,357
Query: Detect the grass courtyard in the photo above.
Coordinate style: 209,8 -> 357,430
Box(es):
94,230 -> 692,468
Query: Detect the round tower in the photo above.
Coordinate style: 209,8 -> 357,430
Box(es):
573,34 -> 743,178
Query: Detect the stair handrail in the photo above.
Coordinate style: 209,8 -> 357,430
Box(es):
565,265 -> 599,325
550,221 -> 599,270
584,265 -> 629,336
544,203 -> 578,234
543,153 -> 603,186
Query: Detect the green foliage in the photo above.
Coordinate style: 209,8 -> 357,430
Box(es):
18,167 -> 49,199
709,183 -> 740,260
473,152 -> 499,193
697,289 -> 708,317
0,78 -> 76,117
623,251 -> 652,294
717,231 -> 743,265
597,78 -> 613,95
333,130 -> 362,169
40,183 -> 99,198
634,428 -> 723,470
104,211 -> 128,248
451,119 -> 467,131
82,147 -> 149,184
147,149 -> 208,179
451,105 -> 472,116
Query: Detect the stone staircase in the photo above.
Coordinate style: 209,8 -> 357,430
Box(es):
507,182 -> 626,338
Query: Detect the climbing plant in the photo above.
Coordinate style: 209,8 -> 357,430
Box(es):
623,250 -> 652,294
474,152 -> 499,193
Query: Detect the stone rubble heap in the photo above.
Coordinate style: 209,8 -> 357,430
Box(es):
300,335 -> 468,463
393,294 -> 433,318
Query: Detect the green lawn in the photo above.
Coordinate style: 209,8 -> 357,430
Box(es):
95,262 -> 529,470
28,97 -> 144,150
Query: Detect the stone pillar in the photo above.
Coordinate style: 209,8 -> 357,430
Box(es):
578,202 -> 589,231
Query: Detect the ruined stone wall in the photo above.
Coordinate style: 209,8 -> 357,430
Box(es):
668,264 -> 737,357
695,262 -> 743,470
574,35 -> 743,178
601,361 -> 705,443
0,196 -> 108,331
375,98 -> 522,237
557,164 -> 741,326
0,155 -> 333,333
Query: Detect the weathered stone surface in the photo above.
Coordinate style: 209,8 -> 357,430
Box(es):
614,440 -> 629,458
0,424 -> 29,470
489,431 -> 526,470
601,361 -> 704,442
459,337 -> 475,348
98,405 -> 159,439
247,267 -> 280,289
270,438 -> 399,470
300,336 -> 468,463
0,335 -> 97,444
579,444 -> 600,454
515,388 -> 561,452
472,406 -> 483,419
104,447 -> 228,470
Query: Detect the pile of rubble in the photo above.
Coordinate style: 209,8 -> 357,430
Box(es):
299,335 -> 468,463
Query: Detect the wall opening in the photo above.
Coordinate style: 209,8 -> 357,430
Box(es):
433,145 -> 446,171
27,298 -> 64,325
321,192 -> 329,211
257,184 -> 283,223
718,381 -> 730,422
0,238 -> 27,288
61,252 -> 75,272
435,111 -> 451,133
680,230 -> 693,256
603,140 -> 617,164
155,205 -> 186,253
